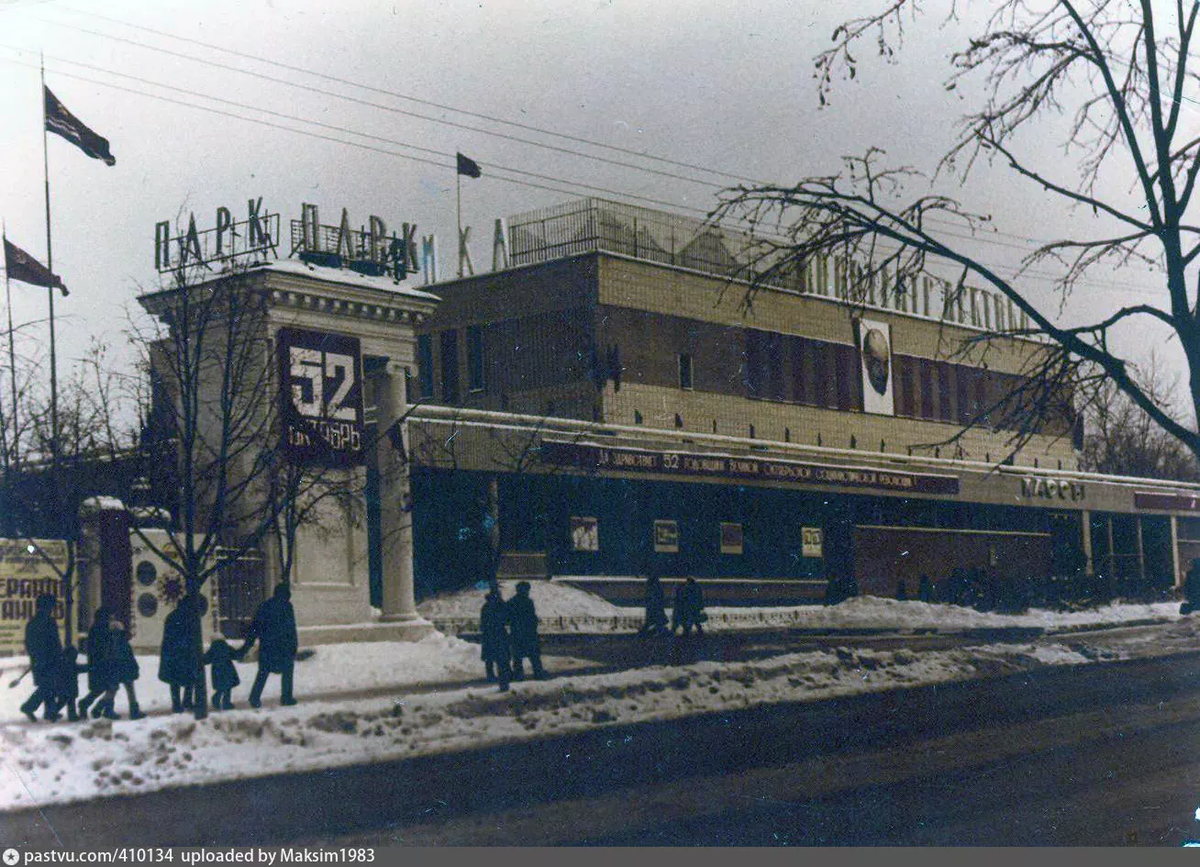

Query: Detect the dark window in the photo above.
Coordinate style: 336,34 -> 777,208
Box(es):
974,373 -> 989,425
919,359 -> 934,419
937,363 -> 954,422
791,337 -> 808,404
813,343 -> 836,408
897,356 -> 915,417
766,332 -> 785,401
466,325 -> 485,392
834,344 -> 855,411
745,330 -> 763,398
956,366 -> 973,424
417,334 -> 434,399
440,330 -> 460,404
678,353 -> 693,389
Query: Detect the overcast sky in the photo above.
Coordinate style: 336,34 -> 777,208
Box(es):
0,0 -> 1183,420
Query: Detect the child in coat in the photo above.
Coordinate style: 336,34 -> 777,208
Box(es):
204,638 -> 241,710
54,645 -> 88,722
108,622 -> 146,720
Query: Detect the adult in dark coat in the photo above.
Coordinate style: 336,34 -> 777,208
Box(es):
78,607 -> 116,719
159,595 -> 202,713
672,577 -> 706,637
108,621 -> 145,720
479,590 -> 512,691
240,582 -> 298,707
918,574 -> 934,604
639,573 -> 670,636
1184,559 -> 1200,614
203,639 -> 240,710
508,581 -> 545,680
20,594 -> 62,722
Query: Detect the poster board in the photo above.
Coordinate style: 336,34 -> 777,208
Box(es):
0,539 -> 74,656
570,516 -> 599,552
720,522 -> 744,555
654,520 -> 680,554
802,527 -> 824,558
857,318 -> 895,416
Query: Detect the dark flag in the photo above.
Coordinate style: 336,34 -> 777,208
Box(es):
456,152 -> 482,178
4,238 -> 68,296
44,87 -> 116,166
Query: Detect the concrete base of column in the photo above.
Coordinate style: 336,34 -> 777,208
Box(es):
297,618 -> 437,646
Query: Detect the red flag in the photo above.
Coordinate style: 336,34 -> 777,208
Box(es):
4,238 -> 68,296
44,87 -> 116,166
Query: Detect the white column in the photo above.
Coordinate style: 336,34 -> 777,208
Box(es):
1171,515 -> 1182,588
374,361 -> 420,622
1081,510 -> 1093,576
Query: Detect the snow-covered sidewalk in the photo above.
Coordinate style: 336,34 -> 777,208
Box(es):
1,592 -> 1194,815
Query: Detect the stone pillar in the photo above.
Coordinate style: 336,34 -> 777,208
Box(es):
373,361 -> 423,625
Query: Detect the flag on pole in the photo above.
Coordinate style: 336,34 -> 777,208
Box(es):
456,152 -> 482,178
4,238 -> 68,296
44,87 -> 116,166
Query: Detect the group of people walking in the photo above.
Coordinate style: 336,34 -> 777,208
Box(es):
20,581 -> 298,723
19,594 -> 144,723
479,580 -> 546,691
639,574 -> 707,637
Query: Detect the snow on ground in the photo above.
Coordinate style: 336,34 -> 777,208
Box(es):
0,634 -> 594,726
419,580 -> 1182,634
0,637 -> 1110,812
417,579 -> 625,620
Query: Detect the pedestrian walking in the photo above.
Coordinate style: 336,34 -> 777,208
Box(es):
479,589 -> 512,691
108,621 -> 145,720
159,595 -> 202,713
508,581 -> 545,680
54,645 -> 87,722
672,577 -> 707,637
78,607 -> 117,720
203,638 -> 240,710
240,582 -> 298,707
19,594 -> 62,723
639,571 -> 670,636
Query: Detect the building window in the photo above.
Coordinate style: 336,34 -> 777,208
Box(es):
678,352 -> 693,390
467,324 -> 485,393
440,330 -> 460,404
919,359 -> 934,420
417,334 -> 434,399
937,362 -> 954,422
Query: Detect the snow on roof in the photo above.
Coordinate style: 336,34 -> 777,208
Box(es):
79,496 -> 126,512
417,579 -> 625,621
252,258 -> 441,303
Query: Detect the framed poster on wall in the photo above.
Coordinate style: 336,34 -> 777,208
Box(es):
654,520 -> 680,553
720,522 -> 744,555
802,526 -> 824,558
570,516 -> 600,552
857,318 -> 895,416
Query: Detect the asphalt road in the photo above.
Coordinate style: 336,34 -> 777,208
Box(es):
9,645 -> 1200,847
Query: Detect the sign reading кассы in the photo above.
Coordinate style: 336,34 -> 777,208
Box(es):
278,327 -> 365,466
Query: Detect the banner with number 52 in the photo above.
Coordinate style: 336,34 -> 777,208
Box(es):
277,326 -> 365,466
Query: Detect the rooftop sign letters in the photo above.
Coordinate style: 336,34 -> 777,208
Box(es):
155,199 -> 279,273
539,441 -> 960,495
290,203 -> 429,283
1020,477 -> 1086,502
278,327 -> 365,467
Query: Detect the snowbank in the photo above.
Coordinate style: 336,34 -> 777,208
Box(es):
0,638 -> 1108,812
417,579 -> 625,621
420,583 -> 1182,634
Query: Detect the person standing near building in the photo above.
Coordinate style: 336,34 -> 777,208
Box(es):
673,577 -> 707,637
78,607 -> 116,719
240,582 -> 299,707
508,581 -> 546,680
639,571 -> 670,636
479,589 -> 512,691
54,644 -> 86,722
20,594 -> 62,723
1184,559 -> 1200,614
159,595 -> 202,713
203,638 -> 241,710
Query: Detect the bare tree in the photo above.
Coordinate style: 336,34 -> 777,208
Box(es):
713,1 -> 1200,459
1080,352 -> 1200,480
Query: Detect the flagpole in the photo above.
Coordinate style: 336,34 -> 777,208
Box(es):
41,55 -> 67,643
3,224 -> 16,471
456,170 -> 463,279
